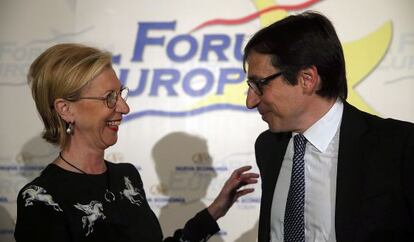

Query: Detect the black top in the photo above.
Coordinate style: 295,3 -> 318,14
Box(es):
15,161 -> 219,242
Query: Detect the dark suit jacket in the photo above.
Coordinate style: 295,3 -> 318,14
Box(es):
255,102 -> 414,242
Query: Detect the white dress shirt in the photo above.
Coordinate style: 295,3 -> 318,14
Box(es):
270,99 -> 343,242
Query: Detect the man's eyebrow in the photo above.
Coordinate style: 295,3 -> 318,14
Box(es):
247,74 -> 262,80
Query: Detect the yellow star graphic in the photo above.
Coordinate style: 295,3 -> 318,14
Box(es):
192,0 -> 392,115
343,22 -> 392,114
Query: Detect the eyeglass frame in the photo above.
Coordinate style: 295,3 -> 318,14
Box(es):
78,86 -> 129,108
246,72 -> 283,96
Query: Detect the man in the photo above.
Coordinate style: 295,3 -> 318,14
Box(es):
244,11 -> 414,242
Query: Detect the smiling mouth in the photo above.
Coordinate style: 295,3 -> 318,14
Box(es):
107,120 -> 121,126
107,119 -> 121,131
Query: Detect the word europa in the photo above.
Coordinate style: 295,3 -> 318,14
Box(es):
116,21 -> 247,97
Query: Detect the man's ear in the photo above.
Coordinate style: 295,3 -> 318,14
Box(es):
54,98 -> 74,123
299,65 -> 320,95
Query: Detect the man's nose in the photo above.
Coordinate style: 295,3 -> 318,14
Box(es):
246,88 -> 260,109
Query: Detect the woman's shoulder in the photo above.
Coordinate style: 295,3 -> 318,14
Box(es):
18,164 -> 62,195
16,164 -> 65,217
15,165 -> 69,241
106,161 -> 143,178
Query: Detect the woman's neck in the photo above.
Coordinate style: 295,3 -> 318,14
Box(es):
55,146 -> 106,174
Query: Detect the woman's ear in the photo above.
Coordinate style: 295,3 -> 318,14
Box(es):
299,65 -> 320,95
54,98 -> 74,123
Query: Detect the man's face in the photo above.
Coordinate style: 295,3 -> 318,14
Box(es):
245,51 -> 308,133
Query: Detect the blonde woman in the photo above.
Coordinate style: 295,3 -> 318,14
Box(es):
15,43 -> 258,242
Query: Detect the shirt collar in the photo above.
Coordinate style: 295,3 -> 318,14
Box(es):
302,99 -> 343,152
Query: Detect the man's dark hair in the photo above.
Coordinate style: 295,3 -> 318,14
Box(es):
243,11 -> 347,100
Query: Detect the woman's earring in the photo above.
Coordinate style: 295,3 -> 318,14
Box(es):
66,122 -> 74,135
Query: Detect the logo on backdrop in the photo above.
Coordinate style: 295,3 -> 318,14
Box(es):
112,0 -> 392,122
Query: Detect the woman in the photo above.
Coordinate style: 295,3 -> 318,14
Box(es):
14,43 -> 258,242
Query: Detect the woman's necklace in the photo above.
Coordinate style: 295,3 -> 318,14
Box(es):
59,152 -> 116,203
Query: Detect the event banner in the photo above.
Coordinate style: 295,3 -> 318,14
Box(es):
1,0 -> 413,241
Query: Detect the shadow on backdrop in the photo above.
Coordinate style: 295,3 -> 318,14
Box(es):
16,133 -> 58,182
0,205 -> 15,242
152,132 -> 224,242
4,133 -> 59,240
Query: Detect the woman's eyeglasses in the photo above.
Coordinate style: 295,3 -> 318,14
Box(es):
78,86 -> 129,108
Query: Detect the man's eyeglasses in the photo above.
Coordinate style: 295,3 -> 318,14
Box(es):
78,86 -> 129,108
246,72 -> 283,96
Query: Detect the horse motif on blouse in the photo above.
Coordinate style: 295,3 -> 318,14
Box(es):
74,200 -> 106,236
22,185 -> 62,212
120,176 -> 144,205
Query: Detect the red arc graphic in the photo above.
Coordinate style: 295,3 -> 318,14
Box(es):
190,0 -> 321,33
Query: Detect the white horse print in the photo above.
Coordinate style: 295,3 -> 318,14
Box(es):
74,201 -> 106,236
22,185 -> 62,212
120,177 -> 144,205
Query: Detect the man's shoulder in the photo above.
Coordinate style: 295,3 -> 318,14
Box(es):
344,102 -> 414,133
380,117 -> 414,130
257,129 -> 291,140
256,129 -> 273,141
255,130 -> 291,148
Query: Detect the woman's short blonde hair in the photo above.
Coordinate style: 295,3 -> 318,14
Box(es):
28,43 -> 112,148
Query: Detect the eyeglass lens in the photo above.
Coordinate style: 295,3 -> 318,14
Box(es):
107,88 -> 128,108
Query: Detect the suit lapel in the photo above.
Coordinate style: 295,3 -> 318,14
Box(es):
257,131 -> 291,242
335,102 -> 373,240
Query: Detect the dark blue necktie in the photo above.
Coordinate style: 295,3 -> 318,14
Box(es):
284,134 -> 307,242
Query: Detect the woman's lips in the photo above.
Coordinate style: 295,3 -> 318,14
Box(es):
108,126 -> 119,132
107,119 -> 121,132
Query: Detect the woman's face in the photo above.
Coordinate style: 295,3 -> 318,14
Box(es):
70,68 -> 130,151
